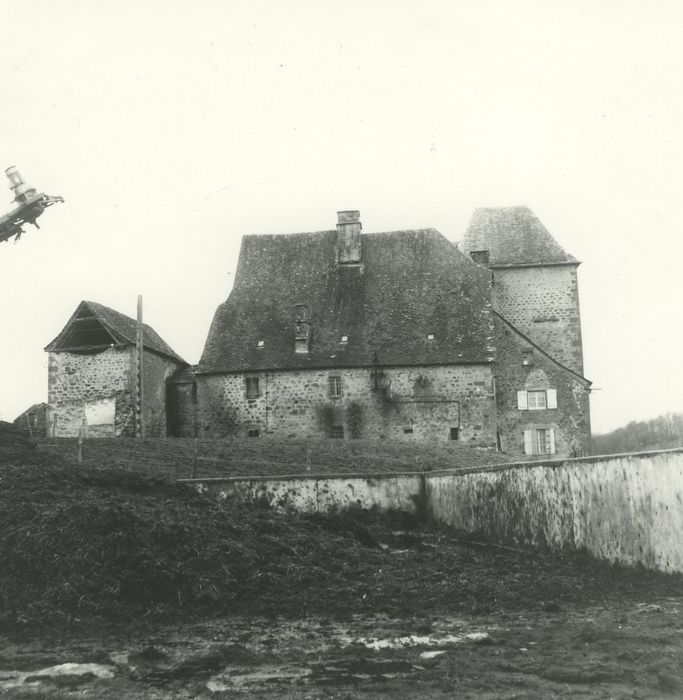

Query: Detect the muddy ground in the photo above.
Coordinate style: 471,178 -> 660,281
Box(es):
2,596 -> 682,698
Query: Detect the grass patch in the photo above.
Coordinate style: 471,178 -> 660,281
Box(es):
1,462 -> 681,635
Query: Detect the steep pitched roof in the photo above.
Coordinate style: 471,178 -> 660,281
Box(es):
460,206 -> 578,267
45,300 -> 187,364
199,229 -> 495,373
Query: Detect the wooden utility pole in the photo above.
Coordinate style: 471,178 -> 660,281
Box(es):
134,294 -> 144,438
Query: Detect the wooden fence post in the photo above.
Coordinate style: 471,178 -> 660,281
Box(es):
191,438 -> 198,478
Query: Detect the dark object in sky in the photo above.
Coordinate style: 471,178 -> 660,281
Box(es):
0,166 -> 64,243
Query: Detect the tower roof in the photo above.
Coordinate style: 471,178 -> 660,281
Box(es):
460,206 -> 578,267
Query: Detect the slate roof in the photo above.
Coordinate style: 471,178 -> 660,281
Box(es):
45,300 -> 187,364
460,206 -> 578,267
198,229 -> 495,373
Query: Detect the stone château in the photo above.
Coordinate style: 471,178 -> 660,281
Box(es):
45,207 -> 592,458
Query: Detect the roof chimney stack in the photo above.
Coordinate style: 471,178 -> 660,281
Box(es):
336,210 -> 362,264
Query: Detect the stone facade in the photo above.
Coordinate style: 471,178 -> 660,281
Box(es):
142,351 -> 181,437
491,265 -> 583,375
167,370 -> 197,438
494,317 -> 591,457
196,364 -> 496,445
47,347 -> 180,437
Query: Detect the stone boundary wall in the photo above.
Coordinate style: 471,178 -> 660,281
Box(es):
185,473 -> 425,516
427,448 -> 683,574
181,448 -> 683,574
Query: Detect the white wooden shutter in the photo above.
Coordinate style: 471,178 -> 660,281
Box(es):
517,391 -> 528,410
548,429 -> 556,454
523,429 -> 533,455
546,389 -> 557,409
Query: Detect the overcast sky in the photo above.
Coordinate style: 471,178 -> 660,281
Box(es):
1,0 -> 682,434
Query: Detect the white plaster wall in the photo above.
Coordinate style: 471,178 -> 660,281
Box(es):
427,450 -> 683,573
192,474 -> 424,514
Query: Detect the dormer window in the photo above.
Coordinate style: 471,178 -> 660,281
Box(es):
294,304 -> 310,354
427,334 -> 435,340
470,250 -> 490,265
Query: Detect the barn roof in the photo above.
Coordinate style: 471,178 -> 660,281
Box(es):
45,300 -> 187,364
460,206 -> 578,267
198,227 -> 495,374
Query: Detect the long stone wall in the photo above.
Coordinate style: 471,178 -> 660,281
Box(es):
190,473 -> 425,515
185,448 -> 683,575
428,449 -> 683,574
195,364 -> 495,445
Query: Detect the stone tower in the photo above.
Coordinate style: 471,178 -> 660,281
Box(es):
460,206 -> 584,375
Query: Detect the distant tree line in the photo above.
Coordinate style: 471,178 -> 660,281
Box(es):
592,413 -> 683,455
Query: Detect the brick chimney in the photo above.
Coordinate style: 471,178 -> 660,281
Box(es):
337,210 -> 362,264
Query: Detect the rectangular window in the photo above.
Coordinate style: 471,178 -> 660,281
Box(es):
247,428 -> 260,438
522,350 -> 533,366
527,390 -> 547,410
329,375 -> 342,398
517,389 -> 557,410
450,427 -> 459,441
524,428 -> 556,455
245,376 -> 260,398
330,425 -> 344,439
403,426 -> 414,434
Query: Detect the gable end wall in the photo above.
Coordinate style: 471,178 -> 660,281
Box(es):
47,347 -> 181,437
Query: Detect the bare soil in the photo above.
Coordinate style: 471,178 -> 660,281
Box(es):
2,590 -> 682,697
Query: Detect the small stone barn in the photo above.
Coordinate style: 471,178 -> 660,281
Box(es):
45,301 -> 187,437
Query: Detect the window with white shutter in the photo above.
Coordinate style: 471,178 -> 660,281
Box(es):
523,428 -> 556,455
518,389 -> 557,410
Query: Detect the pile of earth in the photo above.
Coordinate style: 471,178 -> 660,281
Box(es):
1,462 -> 680,634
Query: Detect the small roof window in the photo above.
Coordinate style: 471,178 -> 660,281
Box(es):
340,335 -> 349,343
470,250 -> 490,265
427,333 -> 435,340
257,340 -> 265,348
